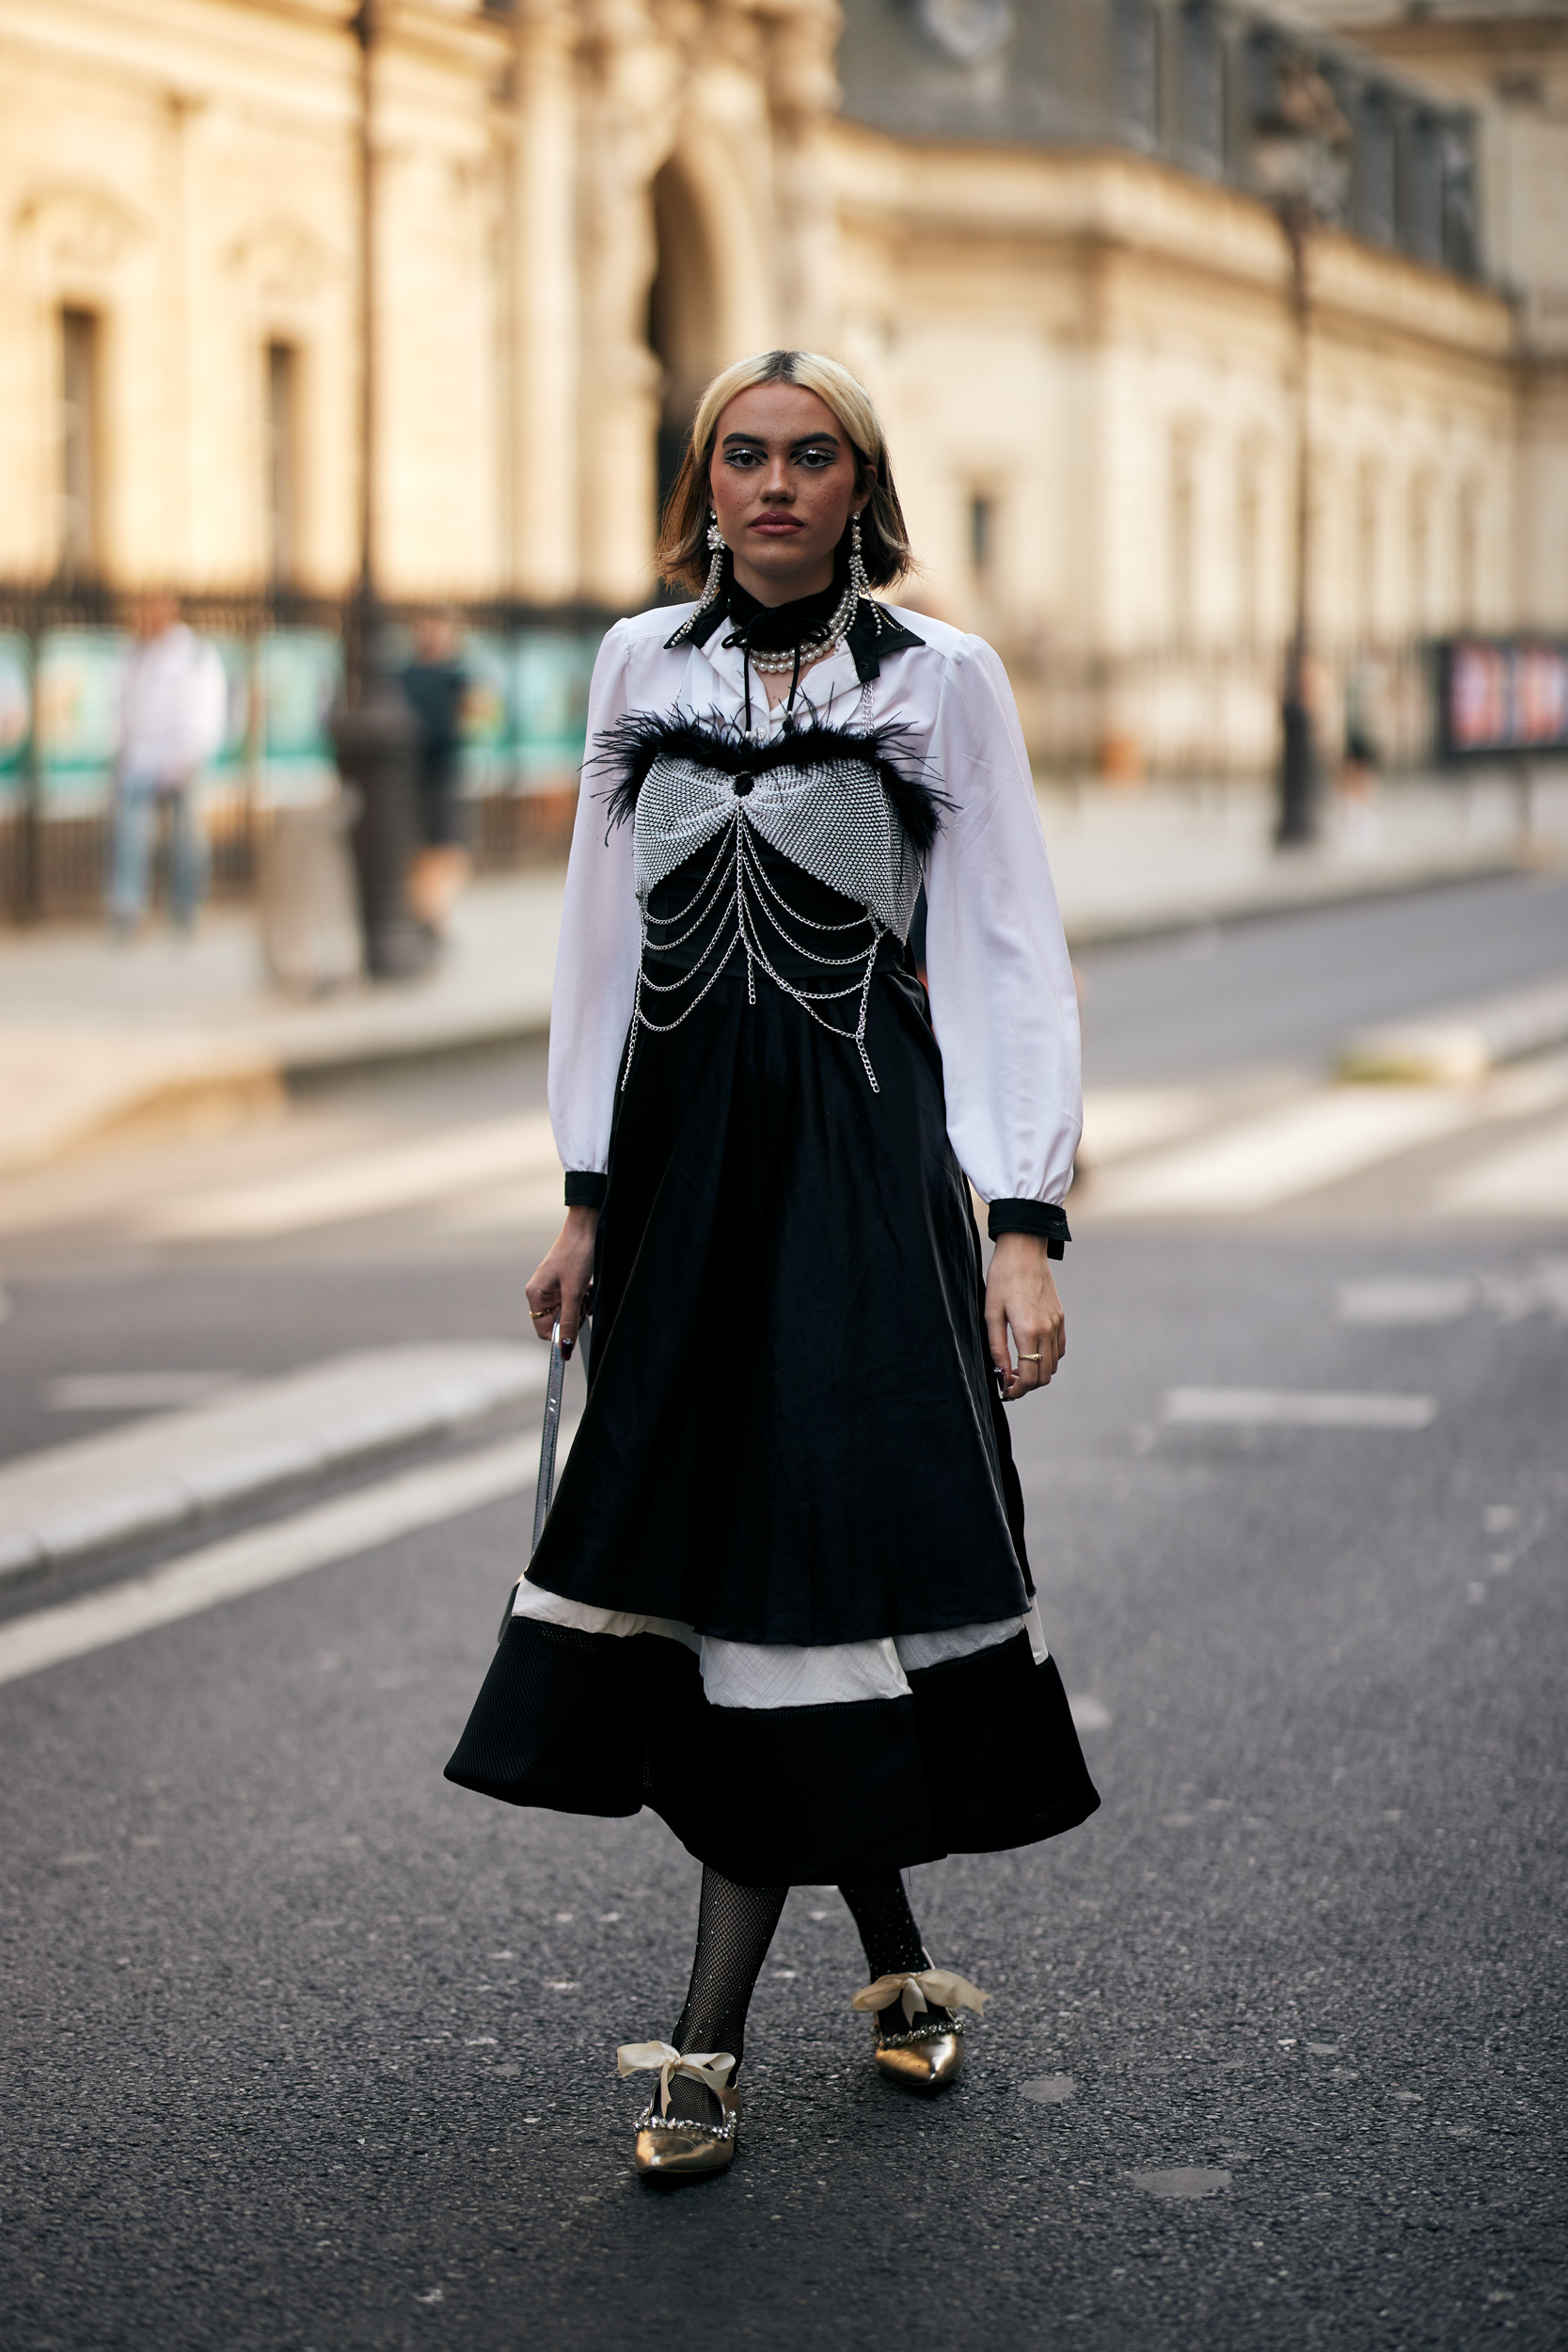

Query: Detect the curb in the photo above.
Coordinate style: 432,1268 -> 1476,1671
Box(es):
1058,852 -> 1536,953
0,1343 -> 548,1589
1338,974 -> 1568,1084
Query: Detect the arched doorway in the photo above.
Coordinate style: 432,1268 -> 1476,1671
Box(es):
647,155 -> 721,533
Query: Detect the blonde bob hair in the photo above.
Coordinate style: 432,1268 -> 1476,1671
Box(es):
656,349 -> 914,597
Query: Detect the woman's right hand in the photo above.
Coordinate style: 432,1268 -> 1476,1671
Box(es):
526,1207 -> 599,1353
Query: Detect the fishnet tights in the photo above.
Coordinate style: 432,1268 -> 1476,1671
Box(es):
667,1867 -> 788,2123
840,1871 -> 954,2043
661,1866 -> 942,2124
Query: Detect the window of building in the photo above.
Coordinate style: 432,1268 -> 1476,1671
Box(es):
1114,0 -> 1158,141
1180,4 -> 1224,167
969,493 -> 994,583
1354,88 -> 1397,246
265,342 -> 298,583
1402,112 -> 1443,262
1439,119 -> 1479,275
60,308 -> 101,574
647,158 -> 720,536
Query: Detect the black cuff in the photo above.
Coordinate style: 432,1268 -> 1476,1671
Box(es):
986,1199 -> 1070,1259
563,1169 -> 608,1210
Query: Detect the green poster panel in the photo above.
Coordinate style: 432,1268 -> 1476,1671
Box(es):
37,628 -> 129,811
256,628 -> 342,804
0,634 -> 30,807
512,628 -> 602,791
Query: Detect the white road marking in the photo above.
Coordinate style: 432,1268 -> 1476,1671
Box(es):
1434,1111 -> 1568,1218
1077,1088 -> 1213,1169
0,1343 -> 545,1581
0,1427 -> 559,1688
139,1110 -> 561,1239
1163,1387 -> 1438,1430
1337,1279 -> 1476,1327
46,1372 -> 248,1412
432,1175 -> 573,1232
1089,1089 -> 1474,1216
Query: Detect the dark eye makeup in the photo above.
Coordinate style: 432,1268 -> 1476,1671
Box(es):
721,438 -> 843,469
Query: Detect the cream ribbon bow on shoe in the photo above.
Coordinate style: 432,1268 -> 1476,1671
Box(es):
849,1969 -> 990,2094
616,2042 -> 738,2179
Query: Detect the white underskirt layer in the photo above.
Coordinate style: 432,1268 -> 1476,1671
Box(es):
510,1576 -> 1049,1710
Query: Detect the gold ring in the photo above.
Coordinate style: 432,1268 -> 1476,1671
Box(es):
1018,1351 -> 1042,1363
529,1306 -> 550,1318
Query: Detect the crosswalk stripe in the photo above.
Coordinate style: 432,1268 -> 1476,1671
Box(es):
1434,1110 -> 1568,1217
0,1430 -> 555,1689
1088,1089 -> 1474,1216
140,1111 -> 561,1240
1163,1388 -> 1438,1430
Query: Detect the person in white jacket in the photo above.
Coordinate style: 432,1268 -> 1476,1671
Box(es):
108,593 -> 229,935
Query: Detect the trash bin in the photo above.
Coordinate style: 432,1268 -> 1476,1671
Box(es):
257,795 -> 363,993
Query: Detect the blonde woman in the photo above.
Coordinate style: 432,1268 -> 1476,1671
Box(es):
447,349 -> 1097,2181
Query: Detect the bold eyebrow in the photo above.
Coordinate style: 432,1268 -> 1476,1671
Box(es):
721,431 -> 843,451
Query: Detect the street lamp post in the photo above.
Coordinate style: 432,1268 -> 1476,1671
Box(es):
329,0 -> 430,980
1277,195 -> 1315,846
1253,53 -> 1351,850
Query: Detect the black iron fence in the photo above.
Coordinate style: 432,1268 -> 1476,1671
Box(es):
0,580 -> 615,924
1006,636 -> 1443,784
0,580 -> 1473,923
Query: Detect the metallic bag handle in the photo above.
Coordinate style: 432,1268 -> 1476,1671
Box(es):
497,1310 -> 581,1644
531,1320 -> 569,1554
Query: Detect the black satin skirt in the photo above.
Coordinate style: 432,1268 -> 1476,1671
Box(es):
446,856 -> 1099,1882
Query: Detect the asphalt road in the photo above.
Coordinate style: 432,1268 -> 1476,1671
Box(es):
1074,869 -> 1568,1083
1,874 -> 1565,2350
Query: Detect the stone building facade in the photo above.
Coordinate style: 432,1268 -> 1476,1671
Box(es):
1,0 -> 1562,771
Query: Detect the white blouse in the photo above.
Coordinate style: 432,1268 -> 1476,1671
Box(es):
546,599 -> 1082,1214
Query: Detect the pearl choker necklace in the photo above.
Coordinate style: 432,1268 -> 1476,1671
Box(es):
743,579 -> 858,673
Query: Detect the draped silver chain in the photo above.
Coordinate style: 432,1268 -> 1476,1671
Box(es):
621,680 -> 910,1095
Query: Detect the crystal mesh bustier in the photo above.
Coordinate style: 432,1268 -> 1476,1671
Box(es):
596,705 -> 946,1097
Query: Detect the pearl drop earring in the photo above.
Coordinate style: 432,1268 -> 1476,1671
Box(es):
698,512 -> 727,608
669,512 -> 728,644
849,512 -> 882,635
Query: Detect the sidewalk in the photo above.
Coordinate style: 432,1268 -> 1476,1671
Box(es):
1,771 -> 1562,1175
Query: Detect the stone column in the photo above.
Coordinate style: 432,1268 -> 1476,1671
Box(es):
764,0 -> 843,351
575,0 -> 676,608
510,0 -> 581,603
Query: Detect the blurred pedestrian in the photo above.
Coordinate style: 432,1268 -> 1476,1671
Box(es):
401,612 -> 472,942
108,593 -> 228,936
446,350 -> 1098,2184
1339,651 -> 1385,849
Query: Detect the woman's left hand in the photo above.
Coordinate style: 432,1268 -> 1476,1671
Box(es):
985,1232 -> 1066,1403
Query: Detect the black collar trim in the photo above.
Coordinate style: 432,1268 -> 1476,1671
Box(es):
665,594 -> 924,683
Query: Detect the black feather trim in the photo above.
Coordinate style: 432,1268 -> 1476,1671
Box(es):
590,707 -> 952,853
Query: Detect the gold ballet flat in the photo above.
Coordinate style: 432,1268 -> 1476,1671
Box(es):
633,2096 -> 738,2179
850,1964 -> 990,2097
873,2022 -> 966,2094
616,2039 -> 738,2183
